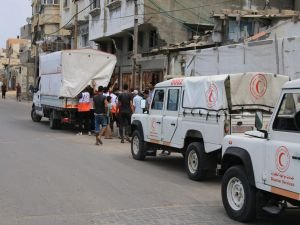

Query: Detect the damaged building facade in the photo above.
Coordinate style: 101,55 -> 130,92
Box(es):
155,0 -> 300,80
88,0 -> 231,89
88,0 -> 298,89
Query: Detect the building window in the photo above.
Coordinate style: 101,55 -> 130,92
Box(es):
138,32 -> 144,49
149,30 -> 158,48
90,0 -> 100,9
128,36 -> 133,52
81,34 -> 89,47
42,0 -> 60,5
63,0 -> 69,8
115,38 -> 123,52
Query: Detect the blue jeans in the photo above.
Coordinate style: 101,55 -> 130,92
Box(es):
94,114 -> 107,134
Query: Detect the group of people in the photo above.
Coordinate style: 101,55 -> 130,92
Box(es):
77,83 -> 152,146
1,82 -> 21,101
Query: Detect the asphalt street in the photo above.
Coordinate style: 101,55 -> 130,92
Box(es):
0,95 -> 299,225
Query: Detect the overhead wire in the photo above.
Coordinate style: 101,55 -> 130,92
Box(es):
43,0 -> 237,37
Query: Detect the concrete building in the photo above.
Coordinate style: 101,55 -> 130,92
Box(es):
31,0 -> 62,41
87,0 -> 298,89
0,49 -> 7,84
60,0 -> 93,48
5,38 -> 32,91
88,0 -> 223,90
20,23 -> 32,40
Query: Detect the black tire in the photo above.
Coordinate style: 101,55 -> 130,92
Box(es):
221,165 -> 256,222
131,130 -> 146,160
31,107 -> 42,122
185,142 -> 212,181
49,110 -> 61,129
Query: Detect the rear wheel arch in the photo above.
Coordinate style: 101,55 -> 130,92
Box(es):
222,147 -> 255,186
184,130 -> 204,149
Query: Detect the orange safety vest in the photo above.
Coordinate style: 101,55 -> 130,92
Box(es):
78,92 -> 91,112
111,104 -> 117,113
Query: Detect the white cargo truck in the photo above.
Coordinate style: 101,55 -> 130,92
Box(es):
131,73 -> 288,181
221,79 -> 300,222
31,49 -> 116,129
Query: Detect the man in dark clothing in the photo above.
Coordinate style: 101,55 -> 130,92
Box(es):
1,83 -> 7,99
16,83 -> 21,102
93,86 -> 108,145
117,84 -> 133,143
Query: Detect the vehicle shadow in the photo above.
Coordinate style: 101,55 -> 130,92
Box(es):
144,154 -> 221,184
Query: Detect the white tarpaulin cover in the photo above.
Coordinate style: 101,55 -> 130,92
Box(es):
182,73 -> 289,111
230,73 -> 289,110
40,49 -> 117,98
183,75 -> 229,111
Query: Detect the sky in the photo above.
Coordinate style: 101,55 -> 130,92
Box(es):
0,1 -> 32,48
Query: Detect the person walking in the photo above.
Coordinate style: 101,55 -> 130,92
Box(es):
77,87 -> 91,135
16,83 -> 21,102
132,90 -> 143,114
105,95 -> 113,139
1,83 -> 7,99
117,83 -> 133,143
93,86 -> 108,145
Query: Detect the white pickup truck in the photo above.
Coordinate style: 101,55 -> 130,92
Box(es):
31,49 -> 116,129
221,79 -> 300,222
131,73 -> 288,181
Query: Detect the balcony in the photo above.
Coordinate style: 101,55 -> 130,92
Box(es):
89,7 -> 101,17
106,0 -> 121,10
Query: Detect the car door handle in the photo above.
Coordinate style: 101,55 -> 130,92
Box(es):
156,121 -> 161,124
171,123 -> 176,126
292,156 -> 300,160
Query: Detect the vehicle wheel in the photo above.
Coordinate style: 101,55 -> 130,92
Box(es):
49,110 -> 61,129
31,107 -> 42,122
222,165 -> 256,222
131,130 -> 146,160
185,142 -> 210,181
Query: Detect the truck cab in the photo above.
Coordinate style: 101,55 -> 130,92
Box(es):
221,79 -> 300,222
131,73 -> 288,181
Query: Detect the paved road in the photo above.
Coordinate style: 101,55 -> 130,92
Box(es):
0,97 -> 299,225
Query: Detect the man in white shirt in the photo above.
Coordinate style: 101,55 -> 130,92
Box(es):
132,90 -> 143,114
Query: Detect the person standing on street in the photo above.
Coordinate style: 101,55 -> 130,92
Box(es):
93,86 -> 108,145
132,90 -> 143,114
1,83 -> 7,99
105,95 -> 113,139
77,87 -> 91,135
16,83 -> 21,102
117,83 -> 133,143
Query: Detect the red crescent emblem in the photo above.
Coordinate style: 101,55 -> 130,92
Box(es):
256,80 -> 262,94
275,146 -> 290,173
278,152 -> 285,167
206,83 -> 218,108
250,74 -> 267,101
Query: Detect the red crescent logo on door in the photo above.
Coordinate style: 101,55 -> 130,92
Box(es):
206,83 -> 218,108
250,74 -> 267,100
275,146 -> 290,173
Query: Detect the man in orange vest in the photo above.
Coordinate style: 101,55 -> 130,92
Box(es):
77,87 -> 91,135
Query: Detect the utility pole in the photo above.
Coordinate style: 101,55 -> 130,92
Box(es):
132,0 -> 139,89
73,0 -> 79,49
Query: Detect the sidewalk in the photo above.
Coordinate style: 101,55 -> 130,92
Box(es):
3,91 -> 32,104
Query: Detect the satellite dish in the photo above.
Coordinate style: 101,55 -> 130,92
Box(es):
26,17 -> 31,24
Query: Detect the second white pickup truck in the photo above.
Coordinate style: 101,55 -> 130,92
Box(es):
131,73 -> 288,181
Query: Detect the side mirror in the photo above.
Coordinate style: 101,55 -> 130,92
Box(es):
255,111 -> 263,130
140,99 -> 146,109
